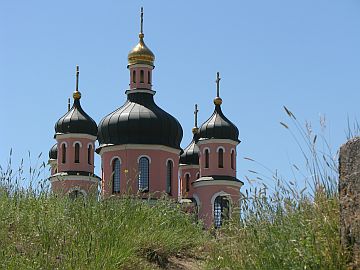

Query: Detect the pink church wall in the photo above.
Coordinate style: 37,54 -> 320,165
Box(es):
179,166 -> 199,198
198,142 -> 236,177
56,137 -> 95,173
129,66 -> 153,90
100,147 -> 179,199
194,184 -> 241,229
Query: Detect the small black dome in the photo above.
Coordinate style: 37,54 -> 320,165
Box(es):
49,143 -> 58,159
180,138 -> 199,165
198,104 -> 239,142
55,99 -> 97,136
98,92 -> 183,149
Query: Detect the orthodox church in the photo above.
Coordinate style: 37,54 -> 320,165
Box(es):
48,8 -> 243,229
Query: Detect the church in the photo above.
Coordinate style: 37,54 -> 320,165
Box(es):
48,8 -> 243,229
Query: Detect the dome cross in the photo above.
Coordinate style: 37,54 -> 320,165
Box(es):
140,7 -> 144,35
194,104 -> 199,128
216,71 -> 221,98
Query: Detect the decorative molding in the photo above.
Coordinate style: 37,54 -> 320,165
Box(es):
56,133 -> 97,140
179,164 -> 199,169
125,89 -> 156,95
98,144 -> 181,156
197,139 -> 239,146
87,142 -> 94,149
216,146 -> 225,153
193,179 -> 243,188
50,174 -> 100,183
60,141 -> 68,147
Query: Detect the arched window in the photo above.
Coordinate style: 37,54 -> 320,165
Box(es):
185,174 -> 190,192
61,143 -> 66,164
214,196 -> 230,228
132,70 -> 136,83
87,144 -> 92,165
231,150 -> 235,170
218,148 -> 224,168
112,158 -> 121,193
148,71 -> 151,84
140,70 -> 144,83
205,149 -> 209,168
166,160 -> 173,194
196,173 -> 200,179
138,157 -> 149,192
74,143 -> 80,163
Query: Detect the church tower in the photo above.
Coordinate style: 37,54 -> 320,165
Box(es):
193,72 -> 243,228
49,66 -> 100,197
179,104 -> 200,199
97,8 -> 183,198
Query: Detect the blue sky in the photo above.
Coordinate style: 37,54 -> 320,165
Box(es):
1,0 -> 359,188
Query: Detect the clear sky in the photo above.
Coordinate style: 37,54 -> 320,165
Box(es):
1,0 -> 359,189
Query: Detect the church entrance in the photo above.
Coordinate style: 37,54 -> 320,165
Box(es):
214,196 -> 230,228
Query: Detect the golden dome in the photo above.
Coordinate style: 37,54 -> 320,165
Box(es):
128,33 -> 155,66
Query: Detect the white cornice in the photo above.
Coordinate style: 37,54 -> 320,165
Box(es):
50,174 -> 100,183
179,164 -> 199,169
55,133 -> 97,140
193,179 -> 243,188
196,139 -> 239,146
98,144 -> 181,156
125,89 -> 156,95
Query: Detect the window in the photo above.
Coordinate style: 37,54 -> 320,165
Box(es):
61,143 -> 66,164
74,143 -> 80,163
218,148 -> 224,168
88,144 -> 92,165
138,157 -> 149,192
132,70 -> 136,83
140,70 -> 144,83
112,158 -> 121,193
69,190 -> 85,200
148,71 -> 151,84
185,174 -> 190,192
196,173 -> 200,179
214,196 -> 230,228
205,149 -> 209,168
166,160 -> 173,194
231,150 -> 235,170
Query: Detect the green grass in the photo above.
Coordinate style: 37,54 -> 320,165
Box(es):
0,191 -> 207,269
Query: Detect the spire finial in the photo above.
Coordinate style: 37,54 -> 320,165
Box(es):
192,104 -> 199,134
214,72 -> 223,105
73,65 -> 81,100
68,98 -> 71,111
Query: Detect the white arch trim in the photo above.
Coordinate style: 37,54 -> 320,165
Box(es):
216,146 -> 225,153
72,141 -> 83,148
184,172 -> 191,178
193,193 -> 201,208
67,187 -> 87,197
210,191 -> 233,220
202,147 -> 210,154
137,155 -> 152,164
87,142 -> 95,149
230,148 -> 236,154
165,158 -> 175,166
110,156 -> 122,166
60,141 -> 68,147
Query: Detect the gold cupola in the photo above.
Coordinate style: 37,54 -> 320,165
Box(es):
128,7 -> 155,67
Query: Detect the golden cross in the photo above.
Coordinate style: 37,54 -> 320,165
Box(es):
75,65 -> 79,92
140,7 -> 144,34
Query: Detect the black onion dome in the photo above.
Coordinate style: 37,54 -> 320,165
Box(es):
49,143 -> 58,159
98,92 -> 183,149
55,99 -> 98,136
198,104 -> 239,142
180,138 -> 199,165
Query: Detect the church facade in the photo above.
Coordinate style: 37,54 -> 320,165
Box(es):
48,8 -> 243,229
